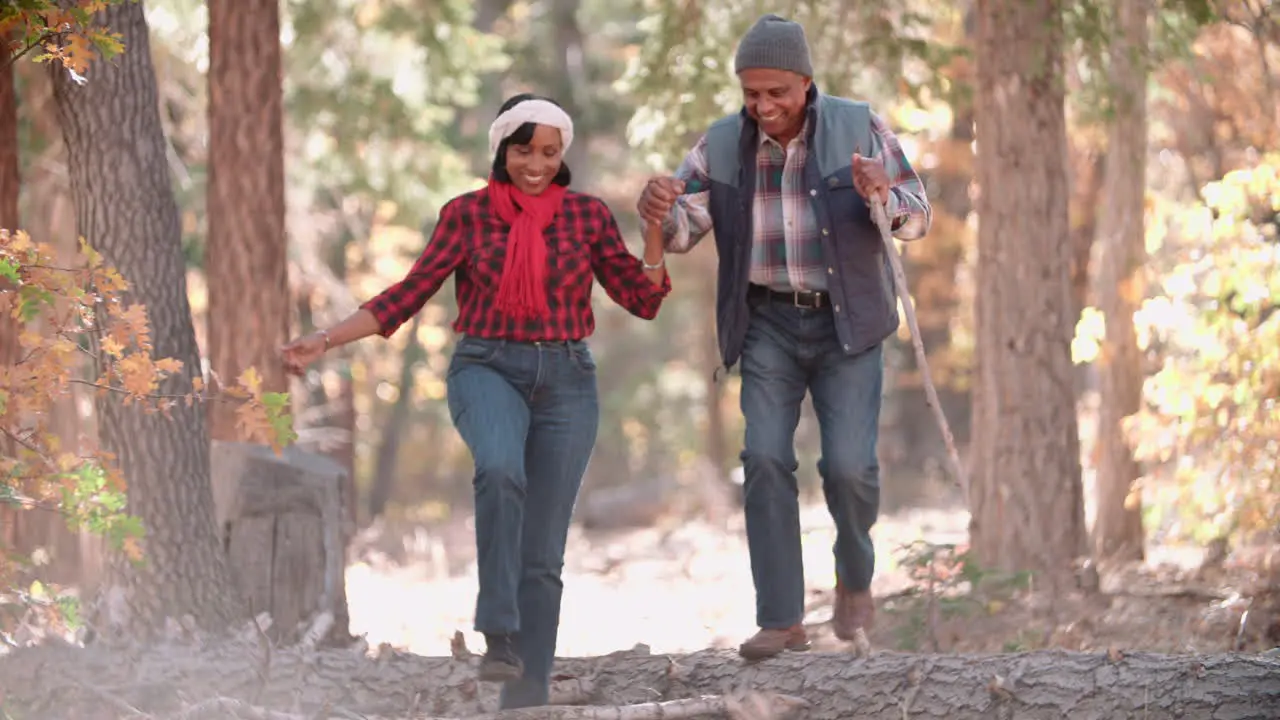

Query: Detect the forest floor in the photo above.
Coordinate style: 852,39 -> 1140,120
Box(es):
3,501 -> 1277,719
345,502 -> 1280,662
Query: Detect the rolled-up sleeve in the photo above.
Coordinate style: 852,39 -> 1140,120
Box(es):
869,111 -> 932,241
589,198 -> 671,320
662,134 -> 715,254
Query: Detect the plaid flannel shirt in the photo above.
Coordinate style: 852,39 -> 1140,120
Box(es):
362,189 -> 671,341
665,111 -> 931,293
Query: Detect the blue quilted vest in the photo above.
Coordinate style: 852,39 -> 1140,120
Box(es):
703,87 -> 900,370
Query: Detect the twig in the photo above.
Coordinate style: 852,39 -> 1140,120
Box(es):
168,697 -> 303,720
869,200 -> 969,497
72,680 -> 153,718
0,31 -> 59,71
251,614 -> 274,706
0,427 -> 52,465
297,612 -> 333,653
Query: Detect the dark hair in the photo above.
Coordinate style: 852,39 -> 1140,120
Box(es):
491,93 -> 573,187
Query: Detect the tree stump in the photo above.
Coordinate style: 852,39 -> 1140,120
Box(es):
210,440 -> 350,645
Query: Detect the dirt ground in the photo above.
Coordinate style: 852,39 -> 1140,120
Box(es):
344,502 -> 1280,661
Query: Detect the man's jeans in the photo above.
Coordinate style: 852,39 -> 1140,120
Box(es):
738,295 -> 883,629
445,335 -> 599,709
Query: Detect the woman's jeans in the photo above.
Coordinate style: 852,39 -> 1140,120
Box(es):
445,335 -> 599,709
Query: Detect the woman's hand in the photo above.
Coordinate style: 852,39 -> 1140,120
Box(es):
280,332 -> 328,376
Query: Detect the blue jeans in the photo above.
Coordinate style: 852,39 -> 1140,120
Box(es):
445,335 -> 599,709
738,296 -> 884,629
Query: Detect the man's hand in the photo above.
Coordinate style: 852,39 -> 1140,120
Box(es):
852,153 -> 890,206
637,176 -> 685,226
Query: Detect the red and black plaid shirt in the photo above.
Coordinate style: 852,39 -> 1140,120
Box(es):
361,188 -> 671,341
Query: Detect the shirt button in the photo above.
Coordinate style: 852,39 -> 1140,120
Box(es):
821,228 -> 829,236
834,305 -> 841,313
827,267 -> 834,274
809,189 -> 817,196
843,344 -> 851,351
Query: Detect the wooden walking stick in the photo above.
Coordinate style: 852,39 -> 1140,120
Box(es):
869,198 -> 969,497
669,176 -> 968,495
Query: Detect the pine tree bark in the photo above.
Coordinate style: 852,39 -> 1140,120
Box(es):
0,54 -> 22,552
205,0 -> 289,440
50,1 -> 244,638
1091,0 -> 1150,564
0,57 -> 18,246
970,0 -> 1087,575
2,641 -> 1278,720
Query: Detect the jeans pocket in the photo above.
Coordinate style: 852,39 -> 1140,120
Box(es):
569,343 -> 597,373
453,336 -> 505,364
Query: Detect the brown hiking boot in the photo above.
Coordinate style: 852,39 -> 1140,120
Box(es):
738,624 -> 811,660
833,584 -> 875,641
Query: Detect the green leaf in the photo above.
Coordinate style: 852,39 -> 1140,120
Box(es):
17,284 -> 54,322
260,391 -> 290,410
89,30 -> 124,60
0,257 -> 19,283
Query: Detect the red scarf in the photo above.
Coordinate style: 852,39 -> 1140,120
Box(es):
486,178 -> 567,319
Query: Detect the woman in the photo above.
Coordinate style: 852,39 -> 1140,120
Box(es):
279,94 -> 669,708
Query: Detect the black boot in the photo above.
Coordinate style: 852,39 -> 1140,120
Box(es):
478,633 -> 523,682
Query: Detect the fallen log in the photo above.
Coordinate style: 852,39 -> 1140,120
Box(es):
160,692 -> 810,720
0,632 -> 1276,720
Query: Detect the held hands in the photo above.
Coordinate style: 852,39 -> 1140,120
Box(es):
852,153 -> 891,207
637,176 -> 685,226
279,332 -> 327,376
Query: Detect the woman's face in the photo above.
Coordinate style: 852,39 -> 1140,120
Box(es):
504,124 -> 563,195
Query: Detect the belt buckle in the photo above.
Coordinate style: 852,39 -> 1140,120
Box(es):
792,291 -> 820,309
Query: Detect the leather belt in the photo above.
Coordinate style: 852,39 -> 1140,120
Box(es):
748,283 -> 829,309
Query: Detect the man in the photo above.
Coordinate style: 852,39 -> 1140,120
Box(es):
637,13 -> 931,660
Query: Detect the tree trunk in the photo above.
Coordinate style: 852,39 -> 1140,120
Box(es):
368,314 -> 423,520
50,1 -> 243,638
1091,0 -> 1150,564
0,53 -> 22,553
458,0 -> 516,175
884,2 -> 975,510
1,640 -> 1277,720
205,0 -> 289,440
0,51 -> 18,254
547,0 -> 589,186
970,0 -> 1087,576
1069,148 -> 1104,326
10,59 -> 98,588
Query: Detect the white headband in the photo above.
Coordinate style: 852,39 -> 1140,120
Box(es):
488,99 -> 575,157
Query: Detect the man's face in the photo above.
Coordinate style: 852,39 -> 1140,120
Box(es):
738,68 -> 811,140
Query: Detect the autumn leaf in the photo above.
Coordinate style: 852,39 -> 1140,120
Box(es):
4,217 -> 296,603
121,535 -> 143,562
238,366 -> 262,396
116,353 -> 158,396
6,230 -> 32,254
153,357 -> 184,375
100,335 -> 125,358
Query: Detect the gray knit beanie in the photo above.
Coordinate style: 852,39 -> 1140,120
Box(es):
733,14 -> 813,78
